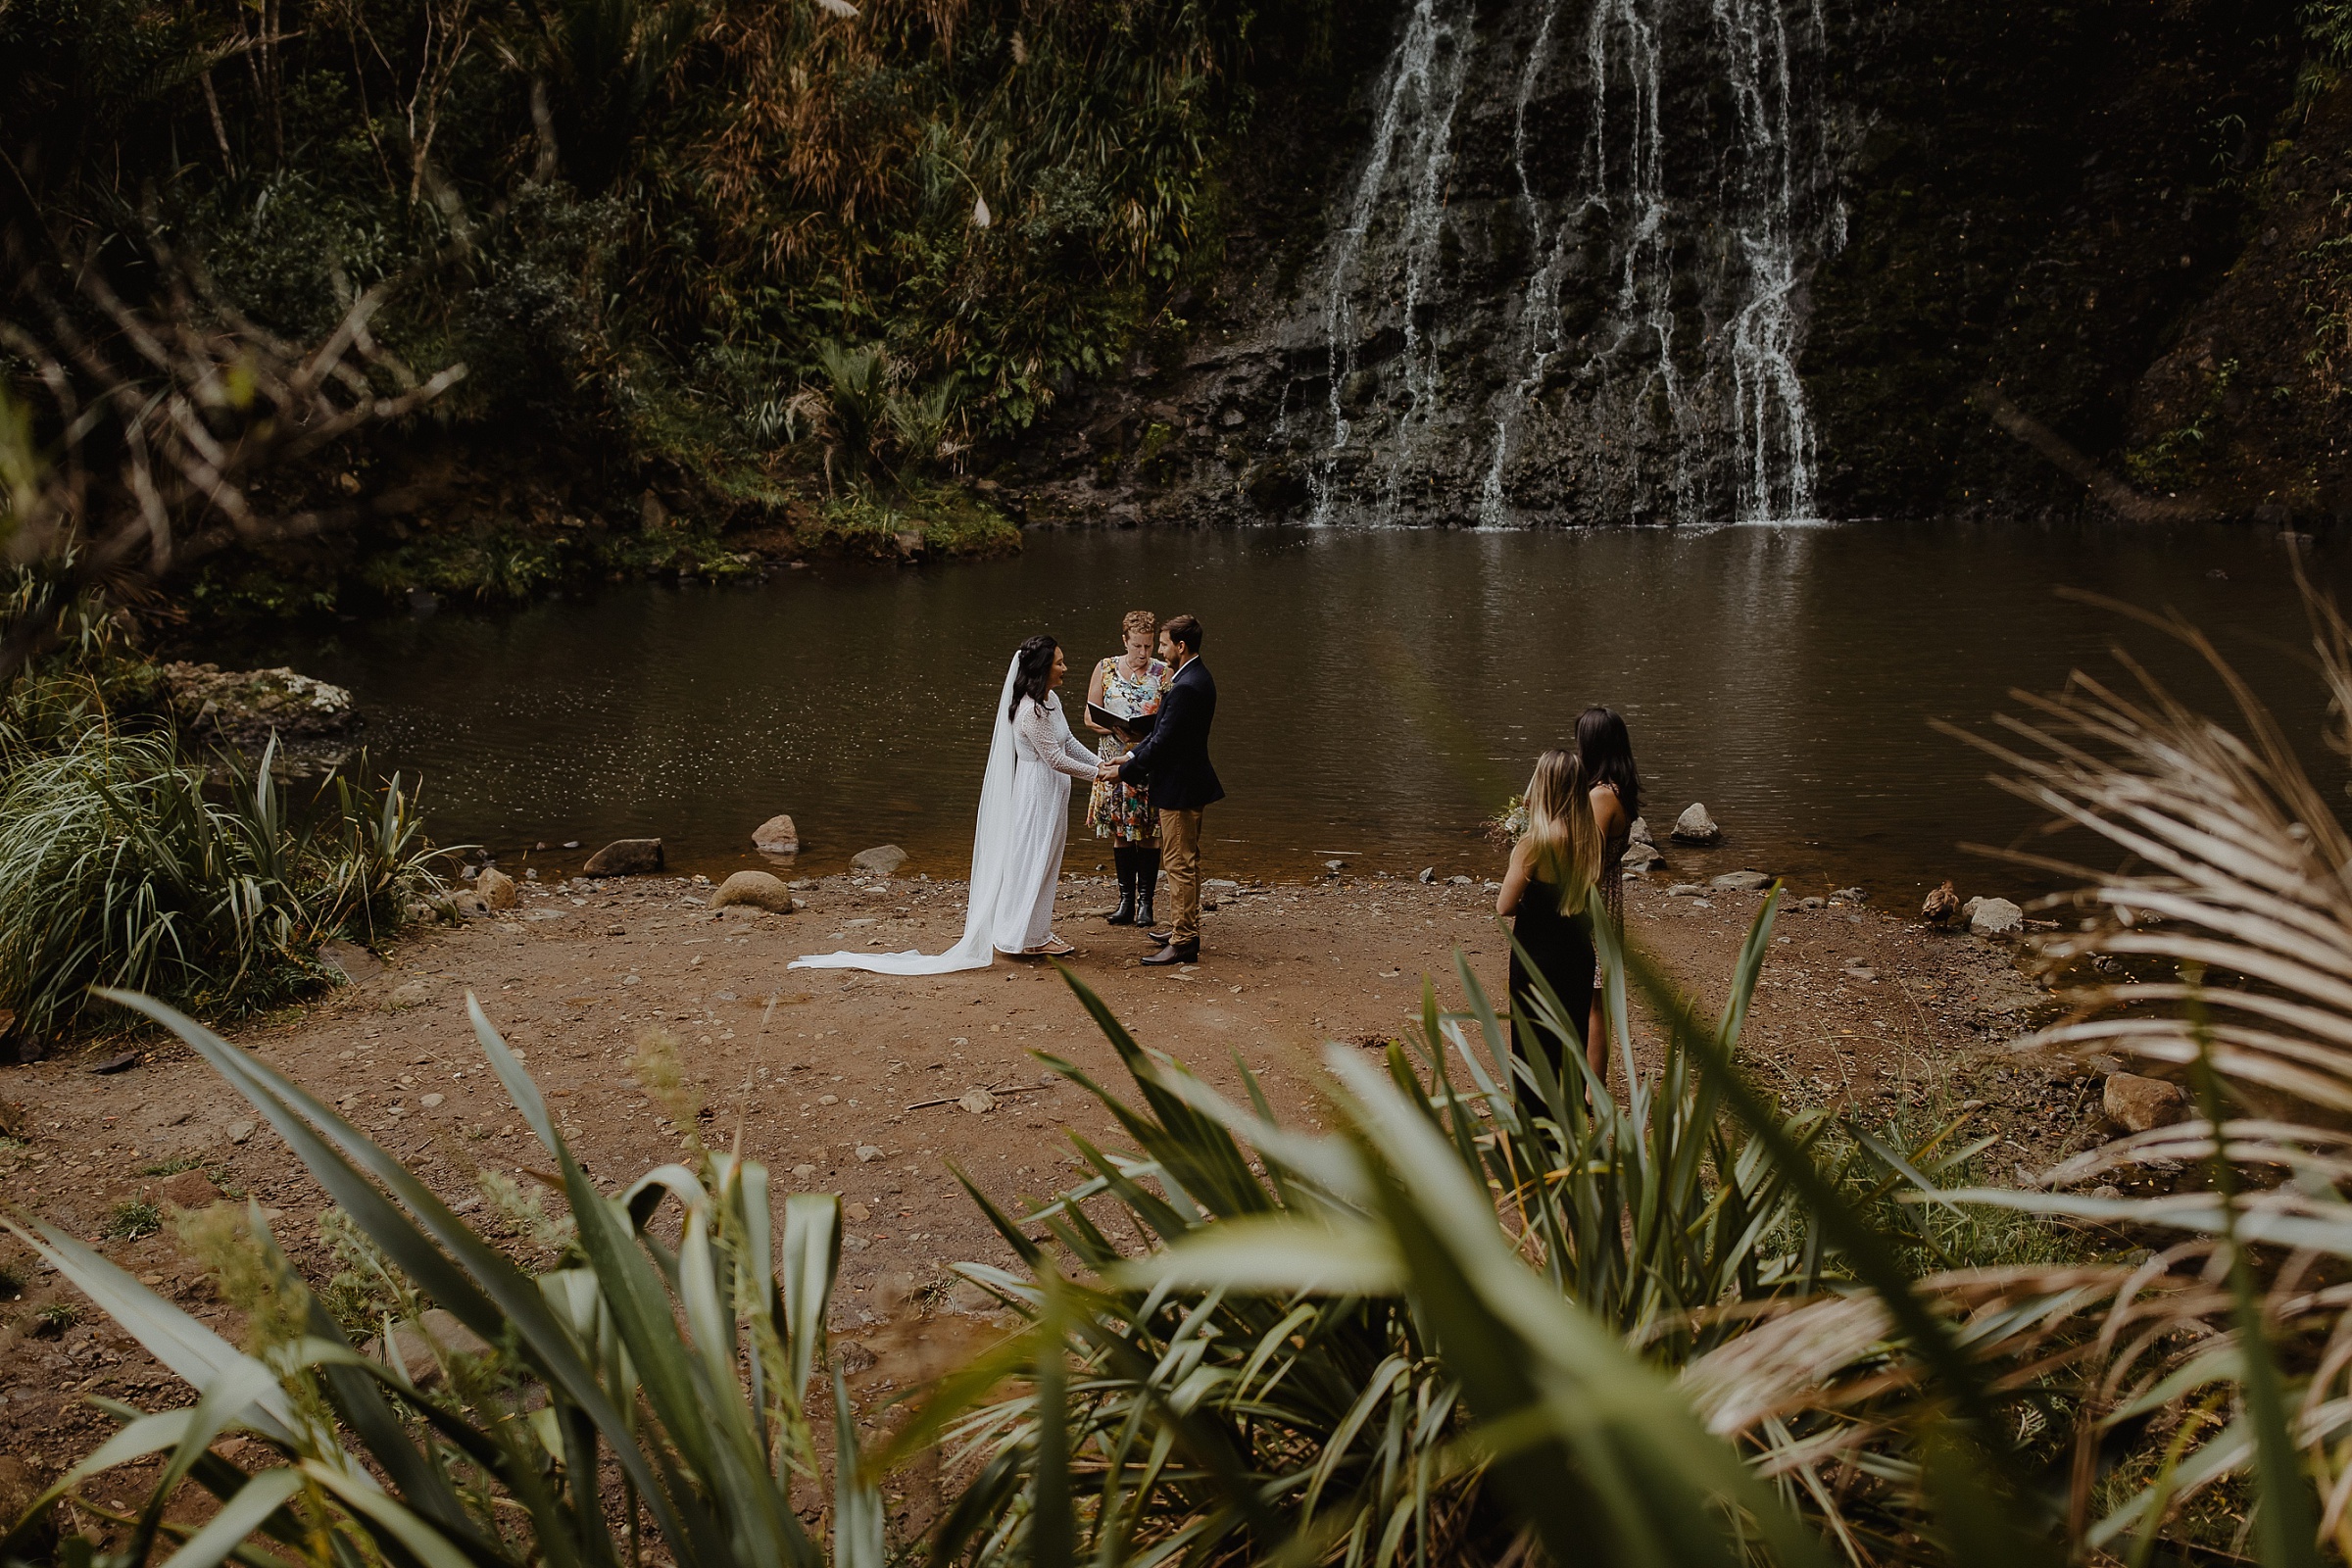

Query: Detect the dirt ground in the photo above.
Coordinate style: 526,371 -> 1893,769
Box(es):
0,857 -> 2074,1507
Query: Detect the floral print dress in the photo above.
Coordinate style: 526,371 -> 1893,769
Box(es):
1088,656 -> 1169,843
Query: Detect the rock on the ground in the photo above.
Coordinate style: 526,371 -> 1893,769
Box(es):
475,866 -> 518,909
156,1169 -> 222,1208
1921,880 -> 1961,925
711,870 -> 795,913
1670,803 -> 1721,844
366,1308 -> 493,1388
1623,841 -> 1666,871
753,813 -> 801,855
2104,1071 -> 2185,1132
1832,886 -> 1867,904
1710,870 -> 1772,891
584,838 -> 665,876
1419,866 -> 1437,883
1667,883 -> 1706,898
958,1088 -> 997,1114
852,844 -> 908,876
1965,896 -> 2025,937
855,1144 -> 885,1161
1628,815 -> 1655,847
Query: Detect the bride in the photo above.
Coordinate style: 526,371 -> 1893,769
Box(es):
792,635 -> 1102,972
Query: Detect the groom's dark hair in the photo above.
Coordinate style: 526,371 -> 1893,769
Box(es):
1164,613 -> 1203,655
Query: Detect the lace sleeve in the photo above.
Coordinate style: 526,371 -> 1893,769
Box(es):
1019,700 -> 1100,781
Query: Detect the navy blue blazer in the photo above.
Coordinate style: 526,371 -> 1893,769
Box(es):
1115,657 -> 1224,811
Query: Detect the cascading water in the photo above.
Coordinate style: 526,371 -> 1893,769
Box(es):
1300,0 -> 1838,527
1309,0 -> 1472,524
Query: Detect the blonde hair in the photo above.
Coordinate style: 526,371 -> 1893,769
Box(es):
1521,749 -> 1601,905
1120,610 -> 1158,642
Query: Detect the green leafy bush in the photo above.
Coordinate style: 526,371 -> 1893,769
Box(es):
0,729 -> 447,1037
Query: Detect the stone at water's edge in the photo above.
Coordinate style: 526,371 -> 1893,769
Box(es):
853,844 -> 908,876
475,867 -> 518,909
1964,896 -> 2024,937
2103,1071 -> 2185,1133
163,662 -> 357,745
1623,841 -> 1665,871
1628,816 -> 1654,847
1670,804 -> 1721,845
1710,870 -> 1772,891
711,870 -> 795,913
584,838 -> 664,876
753,813 -> 801,855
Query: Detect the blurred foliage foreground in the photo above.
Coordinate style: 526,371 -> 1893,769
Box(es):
1,0 -> 1333,623
15,584 -> 2352,1563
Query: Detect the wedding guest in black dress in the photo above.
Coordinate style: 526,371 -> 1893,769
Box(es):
1576,706 -> 1642,1076
1496,749 -> 1603,1112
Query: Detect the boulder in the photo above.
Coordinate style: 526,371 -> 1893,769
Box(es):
1669,803 -> 1721,845
1966,896 -> 2025,937
161,662 -> 358,748
584,838 -> 664,876
1710,870 -> 1772,891
474,867 -> 518,909
1622,841 -> 1665,871
366,1307 -> 493,1388
2103,1071 -> 2185,1133
1921,880 -> 1961,925
753,813 -> 801,855
157,1169 -> 222,1208
710,870 -> 795,913
1628,815 -> 1655,847
852,844 -> 908,876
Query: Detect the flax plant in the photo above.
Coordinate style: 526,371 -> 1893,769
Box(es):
0,728 -> 446,1035
1,993 -> 883,1568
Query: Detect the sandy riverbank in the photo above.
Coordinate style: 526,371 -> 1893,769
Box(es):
0,863 -> 2075,1492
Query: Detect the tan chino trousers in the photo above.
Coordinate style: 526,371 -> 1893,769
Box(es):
1159,808 -> 1204,947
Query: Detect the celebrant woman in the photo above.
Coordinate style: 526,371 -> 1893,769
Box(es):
792,634 -> 1102,972
1083,610 -> 1169,927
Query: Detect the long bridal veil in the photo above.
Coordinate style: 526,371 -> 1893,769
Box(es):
789,654 -> 1024,974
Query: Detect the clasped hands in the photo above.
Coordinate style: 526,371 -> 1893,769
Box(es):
1095,759 -> 1123,782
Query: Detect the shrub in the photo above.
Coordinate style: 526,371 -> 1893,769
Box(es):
0,727 -> 448,1038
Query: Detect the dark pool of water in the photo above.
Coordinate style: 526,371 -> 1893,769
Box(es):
253,522 -> 2348,905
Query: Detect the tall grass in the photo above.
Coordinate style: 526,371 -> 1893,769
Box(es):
0,727 -> 447,1037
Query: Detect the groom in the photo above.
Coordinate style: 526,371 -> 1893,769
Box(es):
1101,612 -> 1220,965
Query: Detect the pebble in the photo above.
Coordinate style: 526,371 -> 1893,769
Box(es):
419,1093 -> 444,1108
793,1163 -> 817,1180
855,1145 -> 884,1162
819,1094 -> 839,1105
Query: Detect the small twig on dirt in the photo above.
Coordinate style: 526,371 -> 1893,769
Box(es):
902,1083 -> 1052,1111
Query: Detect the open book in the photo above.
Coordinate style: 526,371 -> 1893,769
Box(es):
1087,701 -> 1157,741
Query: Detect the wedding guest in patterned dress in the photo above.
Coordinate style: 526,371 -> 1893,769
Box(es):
1083,611 -> 1170,927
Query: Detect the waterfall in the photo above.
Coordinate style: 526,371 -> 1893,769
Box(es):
1302,0 -> 1835,527
1712,0 -> 1825,520
1309,0 -> 1472,523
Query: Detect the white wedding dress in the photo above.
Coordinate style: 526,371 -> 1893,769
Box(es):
791,656 -> 1100,973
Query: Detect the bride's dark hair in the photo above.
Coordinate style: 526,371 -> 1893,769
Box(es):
1009,635 -> 1059,718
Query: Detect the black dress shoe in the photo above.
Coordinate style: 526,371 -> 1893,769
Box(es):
1142,942 -> 1199,965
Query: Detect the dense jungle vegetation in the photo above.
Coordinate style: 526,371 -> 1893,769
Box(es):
0,0 -> 1340,616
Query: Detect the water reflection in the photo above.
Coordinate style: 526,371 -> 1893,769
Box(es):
258,522 -> 2345,901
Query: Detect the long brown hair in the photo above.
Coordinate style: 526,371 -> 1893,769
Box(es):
1521,749 -> 1601,904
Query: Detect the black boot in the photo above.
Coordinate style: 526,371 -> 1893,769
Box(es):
1106,847 -> 1138,925
1135,846 -> 1159,931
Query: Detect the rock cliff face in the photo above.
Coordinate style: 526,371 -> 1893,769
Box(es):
999,0 -> 2332,528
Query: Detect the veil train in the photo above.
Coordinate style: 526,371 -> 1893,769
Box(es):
789,654 -> 1026,974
